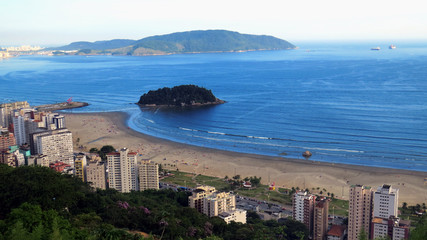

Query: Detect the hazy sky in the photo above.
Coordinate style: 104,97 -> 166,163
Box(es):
1,0 -> 426,46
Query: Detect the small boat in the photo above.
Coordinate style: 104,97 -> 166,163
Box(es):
371,47 -> 381,51
389,44 -> 396,49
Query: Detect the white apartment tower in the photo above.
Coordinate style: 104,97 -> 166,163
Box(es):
107,148 -> 138,193
373,184 -> 399,219
139,160 -> 159,191
30,129 -> 74,166
348,185 -> 373,240
293,191 -> 316,235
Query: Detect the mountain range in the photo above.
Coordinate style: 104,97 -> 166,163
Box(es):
50,30 -> 296,56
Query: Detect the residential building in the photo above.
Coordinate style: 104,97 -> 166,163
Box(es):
219,209 -> 247,224
30,129 -> 73,167
189,185 -> 217,213
313,198 -> 330,240
139,160 -> 159,190
0,131 -> 16,151
348,185 -> 373,240
373,184 -> 399,219
28,154 -> 49,167
0,101 -> 30,128
107,148 -> 138,193
203,191 -> 236,217
74,153 -> 87,182
86,160 -> 107,190
371,216 -> 410,240
49,161 -> 72,173
327,225 -> 346,240
293,191 -> 316,235
189,185 -> 246,224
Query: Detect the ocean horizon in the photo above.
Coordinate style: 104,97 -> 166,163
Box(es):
1,41 -> 427,172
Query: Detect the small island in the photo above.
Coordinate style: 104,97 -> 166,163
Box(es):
137,85 -> 224,107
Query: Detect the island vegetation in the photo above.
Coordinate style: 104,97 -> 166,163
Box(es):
138,85 -> 224,107
49,30 -> 296,56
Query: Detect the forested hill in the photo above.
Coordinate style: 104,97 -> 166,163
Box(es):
51,30 -> 296,55
138,85 -> 224,107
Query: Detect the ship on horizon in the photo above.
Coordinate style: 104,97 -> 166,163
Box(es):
389,44 -> 396,49
371,47 -> 381,51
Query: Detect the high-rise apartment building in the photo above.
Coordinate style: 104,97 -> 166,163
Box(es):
313,198 -> 330,240
293,191 -> 316,235
373,184 -> 399,219
74,153 -> 87,182
0,131 -> 16,151
86,160 -> 107,190
0,101 -> 30,128
348,185 -> 373,240
138,160 -> 159,191
107,148 -> 138,193
189,185 -> 217,213
30,129 -> 74,166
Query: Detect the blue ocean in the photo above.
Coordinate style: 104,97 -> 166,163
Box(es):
1,42 -> 427,172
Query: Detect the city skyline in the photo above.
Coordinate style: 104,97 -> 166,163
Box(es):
2,0 -> 427,46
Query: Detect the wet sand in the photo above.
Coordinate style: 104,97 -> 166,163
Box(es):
64,112 -> 427,205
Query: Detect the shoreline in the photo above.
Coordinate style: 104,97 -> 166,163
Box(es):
63,111 -> 427,205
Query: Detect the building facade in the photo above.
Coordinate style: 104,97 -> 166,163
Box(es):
373,184 -> 399,219
107,148 -> 138,193
30,129 -> 74,166
293,191 -> 316,235
74,153 -> 87,182
0,131 -> 16,151
138,160 -> 159,190
348,185 -> 373,240
86,160 -> 107,190
313,198 -> 330,240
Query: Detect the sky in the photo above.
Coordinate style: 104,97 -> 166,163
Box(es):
1,0 -> 426,46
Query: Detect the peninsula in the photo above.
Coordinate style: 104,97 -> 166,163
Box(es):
49,30 -> 296,56
137,85 -> 224,107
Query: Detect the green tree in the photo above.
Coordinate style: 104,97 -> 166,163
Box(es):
358,227 -> 368,240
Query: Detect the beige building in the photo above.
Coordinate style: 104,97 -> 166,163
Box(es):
219,209 -> 247,224
348,185 -> 373,240
313,198 -> 329,240
189,185 -> 246,224
30,128 -> 74,167
28,154 -> 49,167
139,160 -> 159,190
86,160 -> 107,190
0,131 -> 16,151
107,148 -> 138,193
0,101 -> 30,128
74,153 -> 87,182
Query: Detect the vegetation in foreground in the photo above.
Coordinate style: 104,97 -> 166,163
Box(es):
0,164 -> 310,240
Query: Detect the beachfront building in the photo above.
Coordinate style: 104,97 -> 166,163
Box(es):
293,191 -> 316,235
189,185 -> 246,224
107,148 -> 138,193
348,185 -> 373,240
86,160 -> 107,190
30,128 -> 74,167
313,198 -> 330,240
0,101 -> 30,128
74,153 -> 87,182
373,184 -> 399,219
138,160 -> 159,191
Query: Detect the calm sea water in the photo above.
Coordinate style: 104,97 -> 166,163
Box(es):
1,42 -> 427,172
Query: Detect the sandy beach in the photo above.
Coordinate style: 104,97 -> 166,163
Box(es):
64,112 -> 427,205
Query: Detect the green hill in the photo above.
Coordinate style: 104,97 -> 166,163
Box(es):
53,30 -> 296,56
138,85 -> 224,107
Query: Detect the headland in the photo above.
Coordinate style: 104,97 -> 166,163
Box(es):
64,111 -> 427,205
